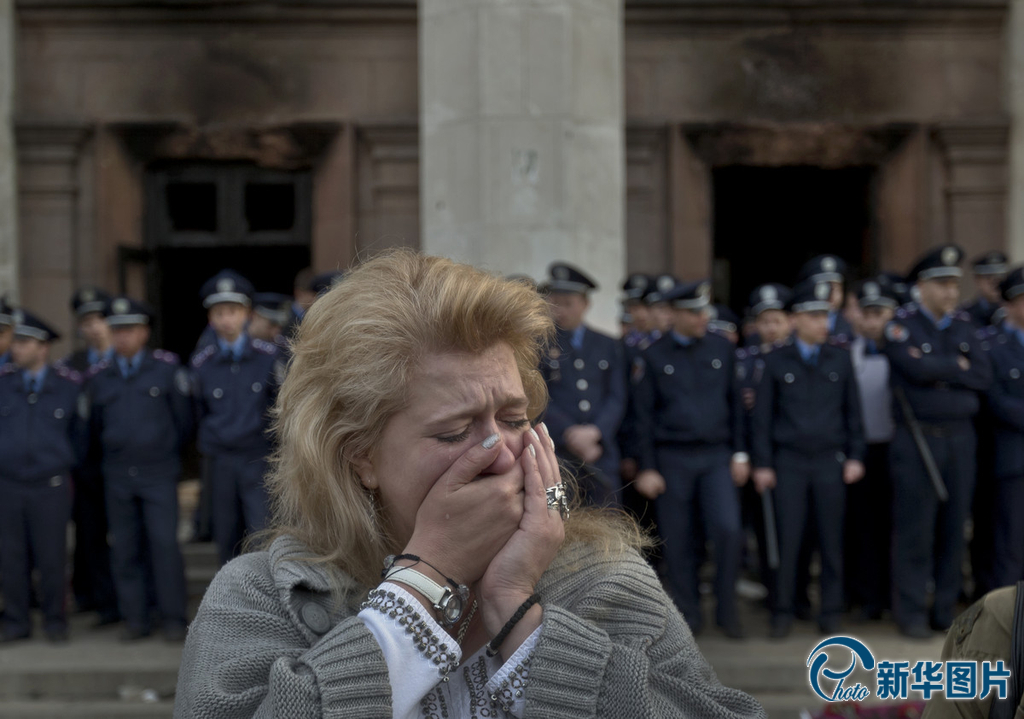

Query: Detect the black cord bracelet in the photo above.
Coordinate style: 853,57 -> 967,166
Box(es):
385,553 -> 462,592
485,594 -> 541,658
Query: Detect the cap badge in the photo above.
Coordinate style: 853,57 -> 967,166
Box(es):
822,257 -> 837,273
699,283 -> 711,301
112,298 -> 130,314
12,310 -> 24,324
864,282 -> 879,299
553,266 -> 569,281
217,278 -> 235,293
658,275 -> 675,292
629,275 -> 647,290
762,286 -> 778,302
942,247 -> 958,266
815,282 -> 831,301
82,289 -> 95,303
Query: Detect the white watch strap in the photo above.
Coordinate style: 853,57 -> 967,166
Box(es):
383,566 -> 447,607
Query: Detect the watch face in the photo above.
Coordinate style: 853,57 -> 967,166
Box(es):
441,595 -> 464,624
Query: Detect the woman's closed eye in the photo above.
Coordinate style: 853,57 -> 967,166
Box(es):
436,418 -> 531,444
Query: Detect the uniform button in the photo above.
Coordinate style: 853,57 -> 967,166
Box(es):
300,602 -> 331,634
548,360 -> 559,369
664,364 -> 674,375
49,476 -> 62,487
212,388 -> 224,399
27,394 -> 38,405
836,452 -> 846,463
784,373 -> 795,383
829,372 -> 839,382
1011,369 -> 1021,379
598,360 -> 609,370
921,343 -> 932,353
149,387 -> 160,397
711,359 -> 722,369
231,364 -> 240,374
960,342 -> 970,353
128,467 -> 138,477
578,399 -> 591,412
574,359 -> 585,370
53,408 -> 65,419
251,382 -> 262,393
576,379 -> 588,391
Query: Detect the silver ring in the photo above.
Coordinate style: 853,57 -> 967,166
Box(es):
545,483 -> 569,521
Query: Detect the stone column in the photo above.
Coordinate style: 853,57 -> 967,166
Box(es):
419,0 -> 625,333
1008,0 -> 1024,262
0,0 -> 18,301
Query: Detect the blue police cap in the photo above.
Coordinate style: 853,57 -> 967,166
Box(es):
907,245 -> 964,283
876,272 -> 912,306
621,273 -> 653,302
201,270 -> 254,308
971,250 -> 1008,276
71,287 -> 112,317
787,279 -> 833,314
663,279 -> 712,310
644,274 -> 679,305
0,295 -> 13,327
253,292 -> 293,326
11,308 -> 60,342
310,270 -> 346,296
708,304 -> 739,334
748,283 -> 792,318
856,278 -> 898,310
104,296 -> 153,327
797,255 -> 847,284
999,267 -> 1024,302
546,263 -> 597,295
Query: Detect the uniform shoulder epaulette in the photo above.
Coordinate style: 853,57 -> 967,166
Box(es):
84,359 -> 111,380
191,344 -> 217,369
152,349 -> 180,365
251,338 -> 278,356
53,363 -> 83,385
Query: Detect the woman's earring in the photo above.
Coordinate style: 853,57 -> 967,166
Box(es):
368,492 -> 380,531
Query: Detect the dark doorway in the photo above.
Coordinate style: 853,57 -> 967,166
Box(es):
712,166 -> 875,313
142,162 -> 313,360
153,246 -> 310,361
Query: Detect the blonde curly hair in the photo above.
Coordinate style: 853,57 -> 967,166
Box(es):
264,249 -> 645,590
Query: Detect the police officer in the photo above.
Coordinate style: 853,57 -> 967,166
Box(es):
883,245 -> 993,638
540,262 -> 626,508
982,267 -> 1024,587
61,287 -> 120,625
87,297 -> 191,641
963,250 -> 1008,327
633,280 -> 747,638
751,280 -> 865,638
0,296 -> 13,366
736,283 -> 793,603
0,310 -> 85,642
61,288 -> 114,372
249,292 -> 293,355
646,273 -> 679,336
845,278 -> 899,621
796,254 -> 854,344
192,270 -> 285,565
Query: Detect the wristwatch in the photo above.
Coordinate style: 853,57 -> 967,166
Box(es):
383,565 -> 469,626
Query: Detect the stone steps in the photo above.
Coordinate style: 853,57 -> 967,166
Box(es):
0,701 -> 173,719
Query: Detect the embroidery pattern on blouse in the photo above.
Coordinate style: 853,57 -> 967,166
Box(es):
361,589 -> 459,680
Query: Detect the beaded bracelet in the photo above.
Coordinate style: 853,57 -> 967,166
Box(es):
485,594 -> 541,658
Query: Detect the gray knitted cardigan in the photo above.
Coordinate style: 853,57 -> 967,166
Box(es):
174,535 -> 766,719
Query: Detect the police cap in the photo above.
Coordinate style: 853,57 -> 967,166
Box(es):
748,283 -> 791,318
644,274 -> 679,305
664,279 -> 712,311
11,308 -> 60,342
545,263 -> 597,295
856,278 -> 899,310
105,296 -> 153,327
972,251 -> 1008,276
797,255 -> 847,284
708,304 -> 739,334
621,273 -> 652,302
0,296 -> 13,327
71,287 -> 112,318
253,292 -> 293,327
999,266 -> 1024,302
788,279 -> 833,314
201,270 -> 254,308
907,245 -> 964,283
310,271 -> 346,296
